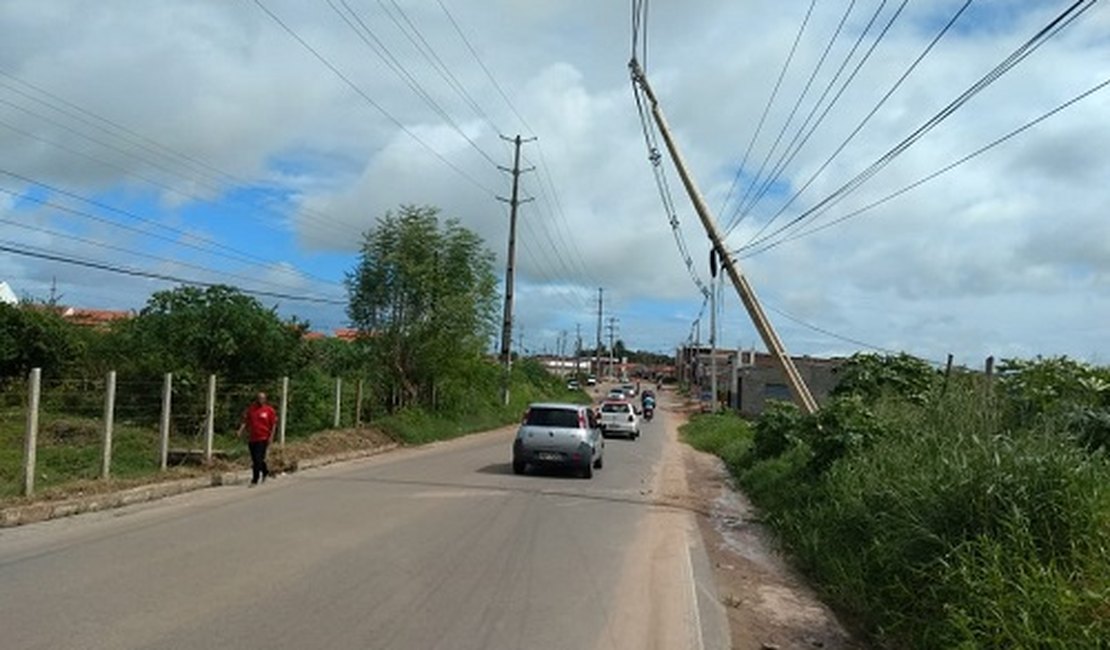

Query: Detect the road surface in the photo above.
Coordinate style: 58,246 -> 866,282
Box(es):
0,394 -> 726,649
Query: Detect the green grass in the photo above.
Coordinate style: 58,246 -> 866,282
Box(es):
679,412 -> 753,472
0,410 -> 167,498
679,387 -> 1110,649
376,377 -> 590,445
1,366 -> 588,498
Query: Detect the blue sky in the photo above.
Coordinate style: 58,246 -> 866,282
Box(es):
2,0 -> 1109,363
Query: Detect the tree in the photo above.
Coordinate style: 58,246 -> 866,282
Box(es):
346,205 -> 498,409
0,303 -> 81,381
115,285 -> 305,383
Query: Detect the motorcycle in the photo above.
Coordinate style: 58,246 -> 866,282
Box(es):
643,405 -> 654,421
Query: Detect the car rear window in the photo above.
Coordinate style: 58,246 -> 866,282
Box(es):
525,407 -> 581,428
601,403 -> 629,414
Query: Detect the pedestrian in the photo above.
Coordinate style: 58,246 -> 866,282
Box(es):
238,391 -> 277,486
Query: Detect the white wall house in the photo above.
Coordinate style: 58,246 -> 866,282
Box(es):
0,281 -> 17,305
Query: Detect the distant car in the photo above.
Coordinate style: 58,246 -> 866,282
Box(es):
606,388 -> 626,401
513,403 -> 603,478
620,383 -> 637,398
586,375 -> 597,386
566,379 -> 580,390
599,400 -> 639,439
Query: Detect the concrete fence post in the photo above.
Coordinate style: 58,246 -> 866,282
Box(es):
23,367 -> 41,497
159,373 -> 172,470
332,377 -> 342,428
101,370 -> 117,480
278,376 -> 288,448
355,379 -> 364,427
204,374 -> 216,463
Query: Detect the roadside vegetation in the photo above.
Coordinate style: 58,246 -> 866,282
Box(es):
681,353 -> 1110,649
0,205 -> 581,499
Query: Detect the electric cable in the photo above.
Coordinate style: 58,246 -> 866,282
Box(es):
722,0 -> 859,233
0,241 -> 346,305
717,0 -> 816,219
740,0 -> 1098,253
325,0 -> 499,169
736,0 -> 971,242
741,75 -> 1110,257
250,0 -> 498,197
731,0 -> 909,231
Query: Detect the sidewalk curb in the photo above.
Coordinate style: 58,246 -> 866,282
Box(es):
0,442 -> 400,528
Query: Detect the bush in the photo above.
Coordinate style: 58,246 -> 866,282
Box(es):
691,360 -> 1110,649
833,352 -> 938,404
751,401 -> 803,461
811,401 -> 1110,648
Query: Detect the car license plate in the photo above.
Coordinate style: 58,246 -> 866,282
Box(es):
537,452 -> 561,461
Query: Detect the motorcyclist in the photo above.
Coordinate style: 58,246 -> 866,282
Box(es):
641,391 -> 656,417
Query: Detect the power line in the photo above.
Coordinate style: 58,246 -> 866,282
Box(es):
251,0 -> 498,197
736,0 -> 969,242
0,104 -> 361,245
325,0 -> 499,168
379,0 -> 499,129
630,56 -> 711,300
722,0 -> 859,234
437,0 -> 533,137
0,167 -> 341,287
730,0 -> 910,232
429,0 -> 600,289
717,0 -> 816,219
742,75 -> 1110,257
0,241 -> 347,305
0,218 -> 344,300
740,0 -> 1098,253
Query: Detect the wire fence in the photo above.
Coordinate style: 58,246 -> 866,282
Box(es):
0,369 -> 375,499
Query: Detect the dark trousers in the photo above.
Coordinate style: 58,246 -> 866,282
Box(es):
248,440 -> 270,483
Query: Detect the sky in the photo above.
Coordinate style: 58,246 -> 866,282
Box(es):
0,0 -> 1108,366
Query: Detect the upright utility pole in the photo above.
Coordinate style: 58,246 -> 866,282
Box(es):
606,317 -> 619,378
595,288 -> 603,379
497,134 -> 536,405
575,324 -> 583,377
630,60 -> 818,414
709,271 -> 718,413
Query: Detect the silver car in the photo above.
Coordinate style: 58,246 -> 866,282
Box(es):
512,403 -> 604,478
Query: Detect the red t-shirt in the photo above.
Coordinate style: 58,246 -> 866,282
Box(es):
243,403 -> 277,442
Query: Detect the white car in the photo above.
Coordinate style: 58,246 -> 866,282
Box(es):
599,400 -> 639,439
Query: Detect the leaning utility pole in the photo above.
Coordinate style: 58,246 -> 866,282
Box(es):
497,134 -> 536,406
630,59 -> 818,414
594,288 -> 603,379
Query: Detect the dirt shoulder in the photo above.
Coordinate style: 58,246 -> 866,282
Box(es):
672,403 -> 863,650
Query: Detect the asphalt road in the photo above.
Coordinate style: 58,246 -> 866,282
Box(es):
0,392 -> 726,650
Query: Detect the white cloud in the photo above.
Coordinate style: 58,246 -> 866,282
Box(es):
0,0 -> 1107,360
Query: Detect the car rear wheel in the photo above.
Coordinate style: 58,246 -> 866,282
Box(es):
581,461 -> 593,479
593,453 -> 603,469
512,460 -> 526,475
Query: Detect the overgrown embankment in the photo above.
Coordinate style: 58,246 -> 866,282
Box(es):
373,360 -> 589,445
681,354 -> 1110,649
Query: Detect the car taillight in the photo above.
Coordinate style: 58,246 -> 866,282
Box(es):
578,412 -> 587,429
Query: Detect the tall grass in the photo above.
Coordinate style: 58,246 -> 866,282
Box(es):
375,360 -> 589,445
680,377 -> 1110,649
